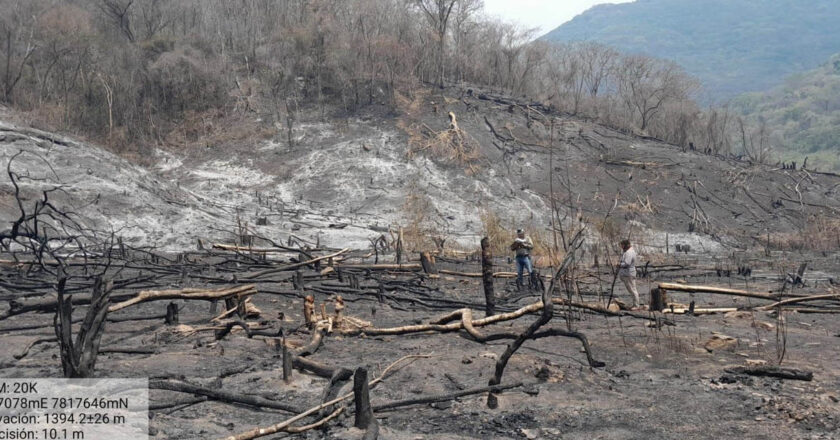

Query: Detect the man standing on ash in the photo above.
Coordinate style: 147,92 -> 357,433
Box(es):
619,239 -> 643,310
510,228 -> 534,290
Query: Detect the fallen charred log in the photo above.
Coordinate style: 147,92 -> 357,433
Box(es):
149,379 -> 302,413
724,366 -> 813,381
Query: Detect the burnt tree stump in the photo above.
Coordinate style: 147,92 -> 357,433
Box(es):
649,288 -> 668,312
420,252 -> 438,274
165,302 -> 179,325
353,367 -> 378,439
303,295 -> 315,329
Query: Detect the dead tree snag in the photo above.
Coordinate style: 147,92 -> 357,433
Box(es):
481,237 -> 495,316
487,230 -> 584,408
303,295 -> 315,328
333,296 -> 345,327
55,276 -> 113,378
282,330 -> 292,383
165,302 -> 179,325
420,252 -> 438,274
353,367 -> 378,439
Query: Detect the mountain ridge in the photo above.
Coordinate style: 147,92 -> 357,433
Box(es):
543,0 -> 840,100
733,53 -> 840,170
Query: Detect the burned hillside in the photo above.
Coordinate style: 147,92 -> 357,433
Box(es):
0,83 -> 839,439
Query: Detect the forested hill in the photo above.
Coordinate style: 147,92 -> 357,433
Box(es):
542,0 -> 840,100
733,54 -> 840,171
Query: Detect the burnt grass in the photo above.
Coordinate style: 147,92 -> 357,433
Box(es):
1,250 -> 839,440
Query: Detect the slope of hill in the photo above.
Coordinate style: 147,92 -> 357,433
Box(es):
733,54 -> 840,171
3,87 -> 839,256
542,0 -> 840,100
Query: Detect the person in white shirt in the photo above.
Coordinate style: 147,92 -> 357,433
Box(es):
510,229 -> 534,288
618,239 -> 642,310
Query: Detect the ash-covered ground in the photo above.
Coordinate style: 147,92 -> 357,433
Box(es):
1,253 -> 838,440
4,87 -> 838,254
0,89 -> 839,440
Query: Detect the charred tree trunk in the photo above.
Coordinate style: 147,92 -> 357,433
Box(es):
303,295 -> 315,329
353,367 -> 378,439
395,228 -> 403,265
649,288 -> 667,312
420,252 -> 438,274
165,302 -> 179,325
481,237 -> 495,317
282,331 -> 292,383
55,276 -> 113,378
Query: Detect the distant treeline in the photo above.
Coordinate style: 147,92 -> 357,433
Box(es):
733,54 -> 840,171
0,0 -> 776,164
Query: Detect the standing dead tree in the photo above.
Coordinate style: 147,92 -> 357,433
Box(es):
0,4 -> 37,103
411,0 -> 458,87
0,152 -> 97,271
55,276 -> 113,377
481,236 -> 495,316
487,229 -> 585,408
0,151 -> 121,377
98,0 -> 136,42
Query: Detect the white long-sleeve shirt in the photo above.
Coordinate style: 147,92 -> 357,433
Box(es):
619,247 -> 637,277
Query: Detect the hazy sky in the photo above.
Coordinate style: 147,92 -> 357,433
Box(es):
482,0 -> 634,35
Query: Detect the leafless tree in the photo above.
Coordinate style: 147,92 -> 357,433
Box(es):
617,55 -> 696,133
99,0 -> 136,42
703,104 -> 733,155
739,116 -> 773,164
136,0 -> 173,40
0,0 -> 771,164
545,44 -> 584,114
579,42 -> 617,99
451,0 -> 482,83
0,0 -> 39,103
411,0 -> 458,87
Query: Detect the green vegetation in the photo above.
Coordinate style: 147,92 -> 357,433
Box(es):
542,0 -> 840,101
733,54 -> 840,171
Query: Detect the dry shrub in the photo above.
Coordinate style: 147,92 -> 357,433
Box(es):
103,126 -> 155,166
406,126 -> 482,174
147,45 -> 228,117
399,185 -> 445,252
479,209 -> 509,256
397,91 -> 482,174
37,4 -> 93,38
480,209 -> 560,268
593,216 -> 622,244
530,228 -> 564,268
162,109 -> 274,151
641,252 -> 669,265
771,215 -> 840,252
621,195 -> 656,214
25,104 -> 67,133
394,89 -> 428,118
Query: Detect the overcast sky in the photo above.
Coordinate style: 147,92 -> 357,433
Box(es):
482,0 -> 634,35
